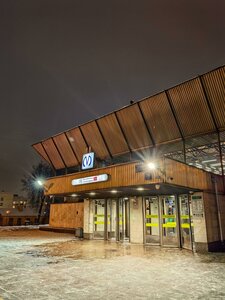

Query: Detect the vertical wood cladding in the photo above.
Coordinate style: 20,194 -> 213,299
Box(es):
44,158 -> 224,195
49,203 -> 84,228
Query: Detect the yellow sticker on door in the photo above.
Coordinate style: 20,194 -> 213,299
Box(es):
163,222 -> 176,228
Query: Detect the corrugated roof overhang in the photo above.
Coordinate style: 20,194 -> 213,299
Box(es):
32,65 -> 225,170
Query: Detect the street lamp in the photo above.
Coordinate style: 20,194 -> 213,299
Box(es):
36,179 -> 48,225
37,180 -> 43,186
146,162 -> 156,170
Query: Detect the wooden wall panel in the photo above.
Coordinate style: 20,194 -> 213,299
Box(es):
80,121 -> 109,159
164,158 -> 224,193
202,67 -> 225,130
42,138 -> 65,169
168,78 -> 215,137
97,113 -> 129,155
139,92 -> 181,143
203,192 -> 220,243
53,134 -> 78,167
49,203 -> 84,228
45,161 -> 163,195
116,104 -> 153,150
32,143 -> 51,165
66,128 -> 87,163
45,158 -> 224,196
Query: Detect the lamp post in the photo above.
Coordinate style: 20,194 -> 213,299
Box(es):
36,179 -> 47,225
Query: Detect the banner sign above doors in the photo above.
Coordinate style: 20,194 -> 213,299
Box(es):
71,174 -> 109,186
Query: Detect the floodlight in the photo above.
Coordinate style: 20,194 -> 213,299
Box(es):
147,162 -> 156,170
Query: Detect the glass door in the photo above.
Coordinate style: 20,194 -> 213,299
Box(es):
145,196 -> 160,244
179,194 -> 193,250
107,199 -> 117,240
118,198 -> 130,241
161,195 -> 179,247
93,199 -> 105,239
107,198 -> 130,241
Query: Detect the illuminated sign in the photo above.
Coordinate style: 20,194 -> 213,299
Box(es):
71,174 -> 109,186
82,152 -> 95,170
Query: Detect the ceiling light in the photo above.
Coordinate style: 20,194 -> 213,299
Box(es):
195,163 -> 203,168
111,190 -> 117,194
89,192 -> 96,196
71,194 -> 78,197
137,187 -> 144,191
155,184 -> 160,190
202,159 -> 217,163
205,167 -> 212,171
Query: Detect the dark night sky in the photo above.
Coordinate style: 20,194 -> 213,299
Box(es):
0,0 -> 225,194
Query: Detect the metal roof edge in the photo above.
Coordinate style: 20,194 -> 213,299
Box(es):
32,64 -> 225,145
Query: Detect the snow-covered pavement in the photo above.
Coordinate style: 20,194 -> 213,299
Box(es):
0,227 -> 225,299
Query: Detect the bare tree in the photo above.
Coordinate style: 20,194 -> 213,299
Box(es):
21,161 -> 54,208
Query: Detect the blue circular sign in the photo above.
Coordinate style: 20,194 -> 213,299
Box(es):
82,152 -> 94,170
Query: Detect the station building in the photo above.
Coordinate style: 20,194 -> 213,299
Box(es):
33,65 -> 225,252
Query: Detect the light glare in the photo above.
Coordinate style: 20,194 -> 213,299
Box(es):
147,162 -> 156,170
37,180 -> 43,186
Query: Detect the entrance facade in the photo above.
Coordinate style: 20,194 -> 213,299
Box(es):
144,194 -> 193,250
92,194 -> 193,250
34,65 -> 225,253
93,198 -> 130,241
44,158 -> 225,253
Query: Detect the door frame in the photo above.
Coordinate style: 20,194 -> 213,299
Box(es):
178,194 -> 194,251
144,194 -> 193,249
93,199 -> 106,239
105,198 -> 130,242
143,195 -> 161,245
160,195 -> 180,248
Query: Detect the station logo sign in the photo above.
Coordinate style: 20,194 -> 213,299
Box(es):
71,174 -> 109,186
82,152 -> 95,170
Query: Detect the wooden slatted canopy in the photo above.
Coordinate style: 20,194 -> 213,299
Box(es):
32,65 -> 225,170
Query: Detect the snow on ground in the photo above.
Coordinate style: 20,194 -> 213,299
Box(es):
0,227 -> 225,299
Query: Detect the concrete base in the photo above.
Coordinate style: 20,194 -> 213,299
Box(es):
195,241 -> 225,252
39,226 -> 75,234
39,226 -> 96,240
83,232 -> 94,239
194,242 -> 208,252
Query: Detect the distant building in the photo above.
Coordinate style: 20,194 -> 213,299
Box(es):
0,192 -> 48,226
0,207 -> 38,226
12,194 -> 28,210
0,191 -> 28,209
0,191 -> 14,209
